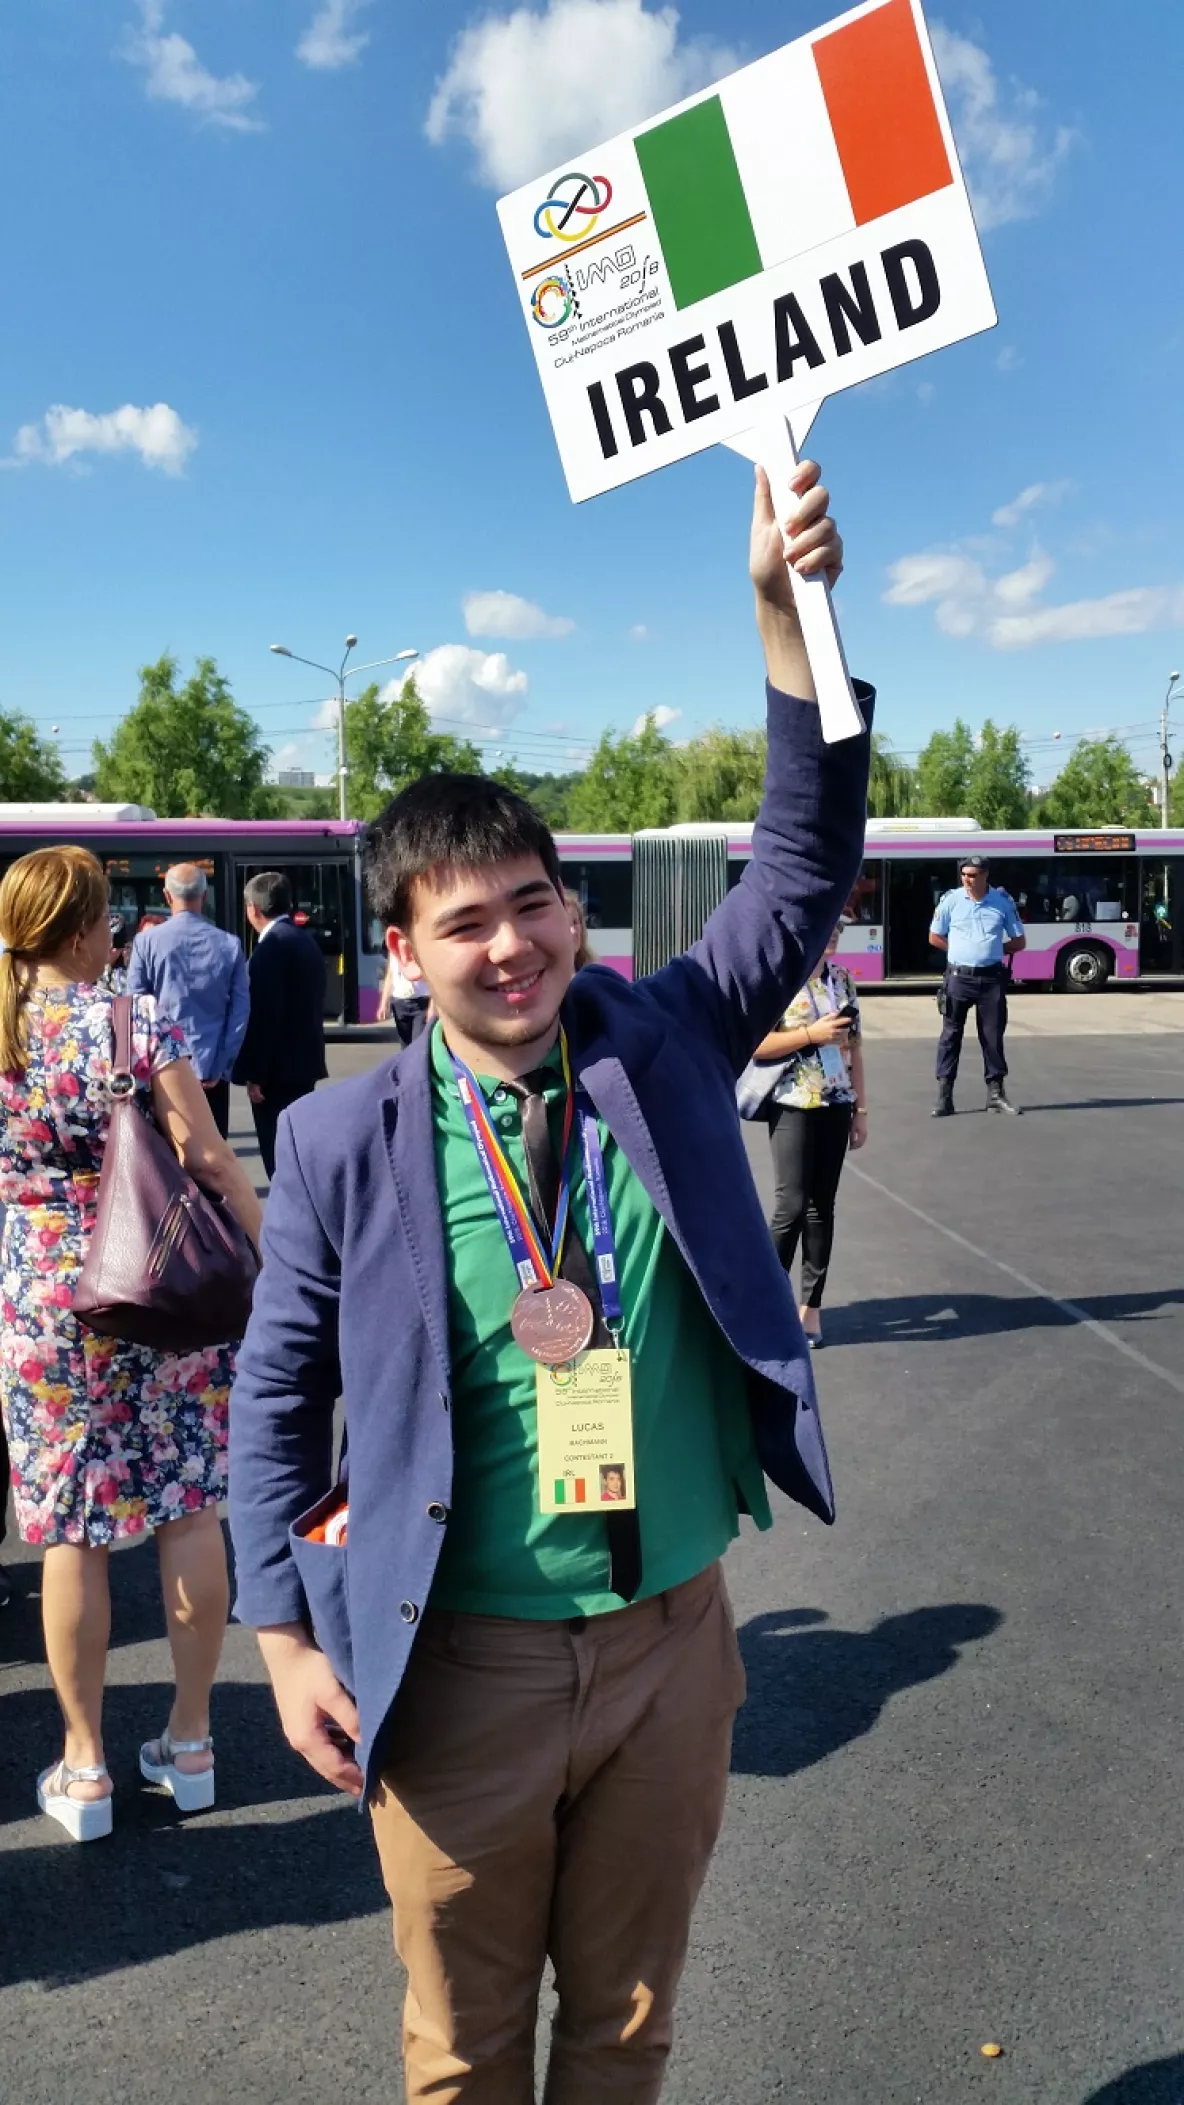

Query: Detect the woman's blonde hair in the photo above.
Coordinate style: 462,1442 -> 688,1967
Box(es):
565,890 -> 595,971
0,846 -> 108,1073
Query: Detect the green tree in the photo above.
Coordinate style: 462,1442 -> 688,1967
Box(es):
566,715 -> 678,830
0,711 -> 68,800
343,674 -> 483,820
1037,738 -> 1154,828
504,769 -> 584,830
94,656 -> 274,817
674,725 -> 767,821
965,720 -> 1031,829
915,718 -> 975,815
867,731 -> 917,818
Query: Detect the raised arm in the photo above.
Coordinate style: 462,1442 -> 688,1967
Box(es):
641,461 -> 872,1072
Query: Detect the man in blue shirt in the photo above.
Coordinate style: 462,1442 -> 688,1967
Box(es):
930,854 -> 1025,1116
127,863 -> 250,1137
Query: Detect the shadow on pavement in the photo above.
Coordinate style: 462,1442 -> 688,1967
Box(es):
1021,1097 -> 1184,1114
1082,2058 -> 1184,2102
731,1603 -> 1000,1778
826,1289 -> 1184,1347
0,1680 -> 387,1989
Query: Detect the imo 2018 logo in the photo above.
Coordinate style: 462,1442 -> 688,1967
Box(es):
530,273 -> 578,329
533,171 -> 613,245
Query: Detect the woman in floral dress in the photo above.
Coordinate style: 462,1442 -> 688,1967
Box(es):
0,847 -> 263,1841
750,922 -> 870,1347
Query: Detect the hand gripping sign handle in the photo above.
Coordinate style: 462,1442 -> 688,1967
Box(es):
761,411 -> 865,744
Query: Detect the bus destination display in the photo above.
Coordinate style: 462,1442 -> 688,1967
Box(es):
1052,833 -> 1136,855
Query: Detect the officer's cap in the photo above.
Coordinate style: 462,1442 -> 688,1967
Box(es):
959,853 -> 990,872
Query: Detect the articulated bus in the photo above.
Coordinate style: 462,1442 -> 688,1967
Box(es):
3,809 -> 1181,1016
633,820 -> 1184,990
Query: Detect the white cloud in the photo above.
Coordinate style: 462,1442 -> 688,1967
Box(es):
7,402 -> 197,475
628,623 -> 650,643
631,704 -> 680,735
995,344 -> 1023,373
463,590 -> 575,640
384,645 -> 529,730
122,2 -> 262,130
992,481 -> 1070,529
884,515 -> 1184,654
932,23 -> 1075,230
297,0 -> 371,71
310,696 -> 339,730
426,0 -> 738,190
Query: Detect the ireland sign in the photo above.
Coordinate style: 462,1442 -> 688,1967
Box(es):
497,0 -> 997,738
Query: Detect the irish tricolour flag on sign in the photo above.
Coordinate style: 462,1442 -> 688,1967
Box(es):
634,0 -> 954,311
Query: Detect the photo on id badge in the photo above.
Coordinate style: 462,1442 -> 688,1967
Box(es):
536,1351 -> 636,1514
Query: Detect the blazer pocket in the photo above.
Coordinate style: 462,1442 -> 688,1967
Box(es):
290,1486 -> 355,1696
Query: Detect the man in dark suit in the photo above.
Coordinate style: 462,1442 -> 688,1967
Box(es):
233,872 -> 327,1179
230,462 -> 869,2101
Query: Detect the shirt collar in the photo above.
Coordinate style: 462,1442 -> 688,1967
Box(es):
430,1020 -> 564,1100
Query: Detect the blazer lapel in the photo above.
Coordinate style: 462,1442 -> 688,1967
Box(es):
382,1034 -> 452,1387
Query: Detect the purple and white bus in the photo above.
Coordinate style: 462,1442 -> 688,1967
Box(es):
0,808 -> 636,1022
4,809 -> 1179,1011
631,819 -> 1184,991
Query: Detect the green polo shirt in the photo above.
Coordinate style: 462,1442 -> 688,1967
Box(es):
427,1022 -> 772,1618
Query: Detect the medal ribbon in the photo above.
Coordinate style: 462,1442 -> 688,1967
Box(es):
449,1032 -> 576,1291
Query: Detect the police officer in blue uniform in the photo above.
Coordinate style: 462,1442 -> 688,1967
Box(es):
930,854 -> 1025,1116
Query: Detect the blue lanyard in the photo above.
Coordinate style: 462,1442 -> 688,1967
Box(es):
577,1099 -> 624,1338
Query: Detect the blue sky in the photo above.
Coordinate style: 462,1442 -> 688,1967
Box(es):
0,0 -> 1181,792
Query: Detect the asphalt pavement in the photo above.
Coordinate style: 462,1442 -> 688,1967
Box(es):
3,1020 -> 1184,2105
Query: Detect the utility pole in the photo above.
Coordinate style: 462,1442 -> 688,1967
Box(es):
1163,672 -> 1181,830
268,639 -> 419,821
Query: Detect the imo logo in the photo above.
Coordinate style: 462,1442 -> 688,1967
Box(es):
530,274 -> 579,328
533,171 -> 613,244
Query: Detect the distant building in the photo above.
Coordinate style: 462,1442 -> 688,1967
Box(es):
277,768 -> 316,787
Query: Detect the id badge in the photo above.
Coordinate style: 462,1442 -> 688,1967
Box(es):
818,1041 -> 848,1085
536,1350 -> 636,1514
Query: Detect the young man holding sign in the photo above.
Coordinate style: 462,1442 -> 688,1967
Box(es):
229,460 -> 871,2103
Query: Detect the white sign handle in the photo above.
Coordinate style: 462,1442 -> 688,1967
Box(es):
760,412 -> 864,743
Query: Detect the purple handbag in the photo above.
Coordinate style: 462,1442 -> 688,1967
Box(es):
73,995 -> 260,1351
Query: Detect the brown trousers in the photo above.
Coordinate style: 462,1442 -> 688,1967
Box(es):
370,1561 -> 745,2105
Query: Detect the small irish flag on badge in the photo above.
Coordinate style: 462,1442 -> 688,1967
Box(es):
554,1478 -> 587,1506
633,0 -> 954,311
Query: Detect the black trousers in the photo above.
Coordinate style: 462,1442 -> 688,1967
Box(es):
936,970 -> 1008,1084
203,1080 -> 231,1139
252,1081 -> 317,1181
767,1100 -> 853,1309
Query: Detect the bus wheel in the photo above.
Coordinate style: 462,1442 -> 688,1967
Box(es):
1056,941 -> 1112,993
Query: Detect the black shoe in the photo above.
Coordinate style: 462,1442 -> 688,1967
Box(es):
986,1082 -> 1021,1115
932,1087 -> 955,1118
0,1564 -> 14,1609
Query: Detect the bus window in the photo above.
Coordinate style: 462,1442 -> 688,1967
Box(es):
103,855 -> 217,930
846,861 -> 882,923
239,861 -> 348,1021
559,858 -> 633,931
886,860 -> 953,975
992,857 -> 1137,924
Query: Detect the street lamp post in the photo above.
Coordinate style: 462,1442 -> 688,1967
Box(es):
1162,671 -> 1181,832
269,637 -> 419,821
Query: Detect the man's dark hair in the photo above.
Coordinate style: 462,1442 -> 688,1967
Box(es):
364,773 -> 563,930
244,870 -> 293,920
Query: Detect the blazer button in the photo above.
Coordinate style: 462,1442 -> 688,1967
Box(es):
427,1502 -> 449,1524
399,1600 -> 419,1624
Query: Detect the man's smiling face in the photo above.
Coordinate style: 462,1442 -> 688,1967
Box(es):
390,854 -> 577,1057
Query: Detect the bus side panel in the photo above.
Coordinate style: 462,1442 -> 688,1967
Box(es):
1010,925 -> 1140,982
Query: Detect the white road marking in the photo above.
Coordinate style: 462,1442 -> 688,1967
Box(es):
847,1164 -> 1184,1398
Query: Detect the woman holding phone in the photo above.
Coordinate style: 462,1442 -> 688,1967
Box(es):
752,922 -> 868,1347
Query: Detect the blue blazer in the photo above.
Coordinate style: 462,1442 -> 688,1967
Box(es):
228,682 -> 873,1797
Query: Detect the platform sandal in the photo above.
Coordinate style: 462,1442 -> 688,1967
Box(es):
139,1728 -> 216,1813
37,1759 -> 114,1842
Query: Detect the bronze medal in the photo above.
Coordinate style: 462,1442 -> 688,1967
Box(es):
511,1280 -> 595,1366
